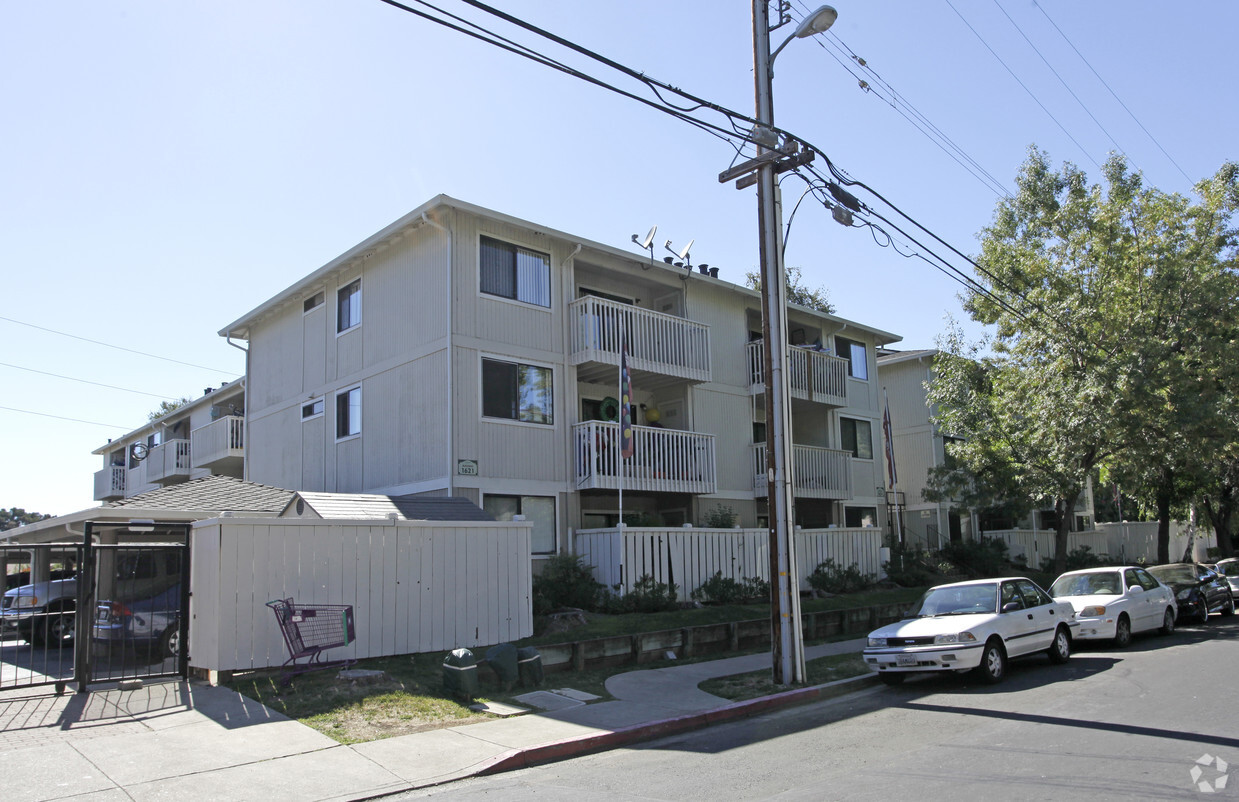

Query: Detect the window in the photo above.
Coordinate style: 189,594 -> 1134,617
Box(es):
303,291 -> 324,314
1016,579 -> 1052,608
480,236 -> 550,307
337,279 -> 361,333
835,336 -> 868,380
147,431 -> 163,448
484,494 -> 556,554
844,506 -> 877,528
302,399 -> 324,420
336,386 -> 361,439
482,358 -> 553,424
840,417 -> 873,459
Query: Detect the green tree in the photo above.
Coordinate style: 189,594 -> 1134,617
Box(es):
744,265 -> 835,314
0,508 -> 52,531
148,397 -> 194,422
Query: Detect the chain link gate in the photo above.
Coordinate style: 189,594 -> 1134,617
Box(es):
1,521 -> 190,694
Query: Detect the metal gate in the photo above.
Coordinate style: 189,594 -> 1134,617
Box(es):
0,521 -> 190,694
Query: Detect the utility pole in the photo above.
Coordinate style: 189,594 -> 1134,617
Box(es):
752,0 -> 803,685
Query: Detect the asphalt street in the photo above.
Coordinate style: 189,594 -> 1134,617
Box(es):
398,615 -> 1239,801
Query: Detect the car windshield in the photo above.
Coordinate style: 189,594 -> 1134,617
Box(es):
1148,565 -> 1196,584
1218,562 -> 1239,577
908,583 -> 998,617
1050,571 -> 1123,597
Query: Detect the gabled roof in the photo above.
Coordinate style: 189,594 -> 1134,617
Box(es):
876,348 -> 938,367
284,492 -> 495,522
106,475 -> 293,512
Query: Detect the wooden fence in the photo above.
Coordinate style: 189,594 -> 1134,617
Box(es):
574,526 -> 883,601
189,518 -> 533,673
982,524 -> 1214,566
982,529 -> 1110,567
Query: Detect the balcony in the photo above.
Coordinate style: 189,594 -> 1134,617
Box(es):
573,421 -> 716,494
191,415 -> 244,475
93,466 -> 127,501
751,443 -> 852,500
569,296 -> 711,388
145,439 -> 192,484
746,342 -> 848,407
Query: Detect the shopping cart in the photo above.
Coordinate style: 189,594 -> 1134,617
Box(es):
266,598 -> 357,686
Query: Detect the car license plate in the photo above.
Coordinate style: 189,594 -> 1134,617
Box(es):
895,654 -> 917,667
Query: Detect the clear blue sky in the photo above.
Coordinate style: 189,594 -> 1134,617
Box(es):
3,1 -> 1235,515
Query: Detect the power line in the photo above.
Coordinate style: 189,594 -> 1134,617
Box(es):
0,361 -> 183,401
0,315 -> 236,375
944,0 -> 1101,170
1032,0 -> 1193,184
0,405 -> 130,430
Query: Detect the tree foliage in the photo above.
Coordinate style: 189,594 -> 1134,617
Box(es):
931,147 -> 1239,571
1,508 -> 52,531
744,265 -> 835,314
148,397 -> 194,422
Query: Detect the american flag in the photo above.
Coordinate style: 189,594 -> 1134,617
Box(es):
620,342 -> 634,459
882,390 -> 897,489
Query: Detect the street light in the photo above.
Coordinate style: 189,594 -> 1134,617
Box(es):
751,2 -> 837,686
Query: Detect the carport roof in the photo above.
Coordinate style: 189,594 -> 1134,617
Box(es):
106,475 -> 294,512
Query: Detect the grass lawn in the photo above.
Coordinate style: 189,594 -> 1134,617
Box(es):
228,587 -> 920,745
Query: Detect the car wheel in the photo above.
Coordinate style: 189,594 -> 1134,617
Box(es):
1048,626 -> 1071,664
1224,594 -> 1236,617
160,626 -> 180,660
976,640 -> 1006,684
1160,607 -> 1176,635
1113,615 -> 1132,648
1198,599 -> 1210,623
879,672 -> 906,687
32,612 -> 74,647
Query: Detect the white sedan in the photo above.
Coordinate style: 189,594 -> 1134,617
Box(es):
863,577 -> 1078,686
1049,566 -> 1177,646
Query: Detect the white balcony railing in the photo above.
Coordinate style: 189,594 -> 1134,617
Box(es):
93,466 -> 127,501
569,296 -> 710,384
573,421 -> 716,494
145,439 -> 192,483
751,443 -> 852,500
191,415 -> 245,473
746,342 -> 848,407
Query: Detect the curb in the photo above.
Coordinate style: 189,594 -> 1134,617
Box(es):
476,671 -> 880,776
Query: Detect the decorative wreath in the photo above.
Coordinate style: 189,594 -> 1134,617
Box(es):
600,396 -> 620,421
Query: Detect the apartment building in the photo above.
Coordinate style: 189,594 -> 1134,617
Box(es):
218,196 -> 900,558
92,379 -> 246,502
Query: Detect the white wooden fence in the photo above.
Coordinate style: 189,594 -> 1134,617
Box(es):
982,524 -> 1215,566
574,526 -> 883,601
982,529 -> 1111,567
189,518 -> 533,672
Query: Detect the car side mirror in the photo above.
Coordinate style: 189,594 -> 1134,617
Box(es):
1002,601 -> 1022,613
1128,585 -> 1144,594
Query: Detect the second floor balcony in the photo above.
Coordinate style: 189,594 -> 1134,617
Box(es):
569,296 -> 711,388
751,443 -> 852,500
191,415 -> 245,475
145,439 -> 192,484
93,466 -> 126,501
573,421 -> 716,494
747,342 -> 848,407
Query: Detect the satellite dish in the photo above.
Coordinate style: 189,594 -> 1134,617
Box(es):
677,239 -> 695,261
631,225 -> 657,250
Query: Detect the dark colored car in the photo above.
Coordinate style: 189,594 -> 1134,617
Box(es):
1146,563 -> 1234,623
93,583 -> 182,659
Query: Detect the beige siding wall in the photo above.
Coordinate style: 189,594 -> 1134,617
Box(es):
691,386 -> 754,497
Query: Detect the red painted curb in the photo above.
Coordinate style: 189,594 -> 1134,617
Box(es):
476,673 -> 878,776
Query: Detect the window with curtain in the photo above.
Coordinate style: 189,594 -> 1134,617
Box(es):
480,236 -> 550,307
482,358 -> 553,424
840,416 -> 873,459
484,494 -> 556,554
835,335 -> 868,380
336,386 -> 361,438
337,279 -> 361,332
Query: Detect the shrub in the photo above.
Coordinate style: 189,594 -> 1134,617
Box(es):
807,559 -> 876,594
1039,545 -> 1109,573
938,537 -> 1010,578
700,505 -> 738,528
882,544 -> 938,588
603,574 -> 680,613
691,571 -> 769,604
532,553 -> 603,615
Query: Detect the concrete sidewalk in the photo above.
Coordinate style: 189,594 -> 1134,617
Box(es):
0,638 -> 870,802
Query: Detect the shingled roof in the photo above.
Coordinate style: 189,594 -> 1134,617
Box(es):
107,475 -> 294,513
286,492 -> 495,522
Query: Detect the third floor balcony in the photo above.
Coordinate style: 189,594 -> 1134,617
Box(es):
191,415 -> 245,475
569,296 -> 711,389
746,341 -> 848,407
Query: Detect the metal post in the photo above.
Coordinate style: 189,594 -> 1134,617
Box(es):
753,0 -> 805,685
74,522 -> 96,693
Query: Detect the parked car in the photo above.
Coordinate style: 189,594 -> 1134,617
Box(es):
1049,566 -> 1177,646
1146,563 -> 1234,623
0,571 -> 78,646
1214,558 -> 1239,597
863,577 -> 1077,686
93,583 -> 182,659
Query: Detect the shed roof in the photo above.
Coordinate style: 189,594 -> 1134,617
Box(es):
285,492 -> 495,522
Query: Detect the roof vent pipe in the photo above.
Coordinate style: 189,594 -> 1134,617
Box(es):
709,267 -> 719,278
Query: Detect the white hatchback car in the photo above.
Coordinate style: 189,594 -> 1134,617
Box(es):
1049,566 -> 1177,646
863,577 -> 1078,686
